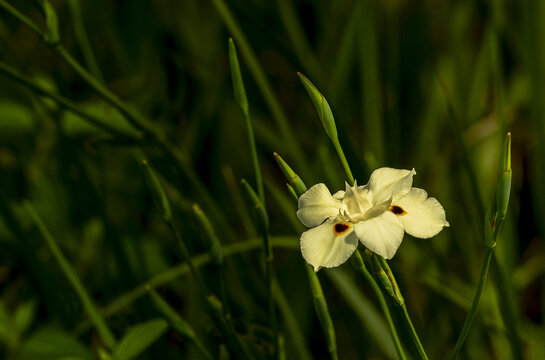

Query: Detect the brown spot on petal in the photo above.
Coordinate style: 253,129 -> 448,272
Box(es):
389,205 -> 407,216
333,222 -> 351,235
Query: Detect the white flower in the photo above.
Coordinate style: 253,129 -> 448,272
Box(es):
297,167 -> 449,271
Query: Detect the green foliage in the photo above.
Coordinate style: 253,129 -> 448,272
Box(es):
0,0 -> 540,359
112,319 -> 168,360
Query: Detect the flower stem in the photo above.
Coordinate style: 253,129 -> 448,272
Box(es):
351,251 -> 406,360
305,264 -> 338,360
377,257 -> 428,360
332,139 -> 355,185
449,246 -> 494,360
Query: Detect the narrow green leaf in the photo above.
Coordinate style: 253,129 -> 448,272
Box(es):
141,160 -> 172,222
297,72 -> 338,140
113,319 -> 169,360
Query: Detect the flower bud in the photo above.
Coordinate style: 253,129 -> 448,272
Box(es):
297,72 -> 338,140
273,152 -> 307,196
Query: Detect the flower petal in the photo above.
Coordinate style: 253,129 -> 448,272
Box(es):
332,190 -> 345,200
393,187 -> 449,238
297,184 -> 342,227
367,167 -> 416,204
354,211 -> 404,259
300,219 -> 359,271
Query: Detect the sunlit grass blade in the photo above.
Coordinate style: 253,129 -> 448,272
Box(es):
146,286 -> 213,360
24,200 -> 117,350
112,319 -> 168,360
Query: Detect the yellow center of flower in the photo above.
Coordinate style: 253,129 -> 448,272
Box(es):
333,222 -> 351,235
389,205 -> 407,216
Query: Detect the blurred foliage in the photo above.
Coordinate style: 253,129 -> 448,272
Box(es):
0,0 -> 543,359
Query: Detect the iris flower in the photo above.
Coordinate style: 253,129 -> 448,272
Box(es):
297,167 -> 449,271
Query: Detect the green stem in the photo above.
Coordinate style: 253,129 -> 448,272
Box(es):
24,201 -> 117,350
332,139 -> 354,184
352,251 -> 406,360
305,265 -> 338,360
449,246 -> 494,360
377,257 -> 428,360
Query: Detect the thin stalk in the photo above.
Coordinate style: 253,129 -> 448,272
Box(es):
449,246 -> 494,360
24,201 -> 117,350
377,257 -> 428,360
332,139 -> 354,185
353,251 -> 406,359
211,0 -> 307,172
305,265 -> 338,360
